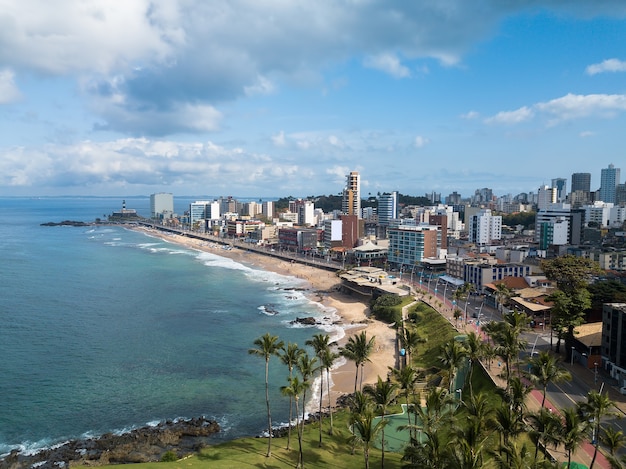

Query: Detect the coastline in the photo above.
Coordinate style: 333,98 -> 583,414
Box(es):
133,227 -> 397,408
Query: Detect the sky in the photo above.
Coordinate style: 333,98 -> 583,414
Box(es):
1,1 -> 626,199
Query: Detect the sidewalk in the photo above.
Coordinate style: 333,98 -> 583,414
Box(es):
417,287 -> 615,468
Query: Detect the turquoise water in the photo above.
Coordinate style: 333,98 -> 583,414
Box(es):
0,197 -> 340,456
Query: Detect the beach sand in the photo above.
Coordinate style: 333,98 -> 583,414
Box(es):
133,227 -> 397,408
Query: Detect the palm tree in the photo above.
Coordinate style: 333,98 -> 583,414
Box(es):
390,365 -> 418,440
579,390 -> 620,469
601,426 -> 626,457
400,328 -> 426,367
295,352 -> 317,469
364,376 -> 399,469
320,347 -> 340,436
464,331 -> 484,398
439,338 -> 467,393
281,376 -> 305,464
340,331 -> 376,392
527,350 -> 571,408
494,282 -> 513,312
305,333 -> 330,447
248,333 -> 284,458
561,406 -> 589,469
280,342 -> 304,450
490,441 -> 535,469
493,401 -> 526,450
282,376 -> 307,468
349,408 -> 388,469
526,407 -> 563,464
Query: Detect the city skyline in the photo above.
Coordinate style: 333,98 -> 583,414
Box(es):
1,2 -> 626,198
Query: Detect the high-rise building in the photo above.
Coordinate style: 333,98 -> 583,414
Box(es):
537,185 -> 557,211
600,164 -> 621,203
571,172 -> 591,193
468,209 -> 502,246
377,192 -> 398,226
535,204 -> 585,249
150,192 -> 174,219
342,171 -> 361,217
551,178 -> 567,202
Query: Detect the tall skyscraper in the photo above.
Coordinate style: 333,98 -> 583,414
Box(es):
571,172 -> 591,193
342,171 -> 361,217
551,178 -> 567,202
600,163 -> 621,203
377,191 -> 398,226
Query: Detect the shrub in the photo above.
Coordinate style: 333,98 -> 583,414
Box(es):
161,450 -> 178,462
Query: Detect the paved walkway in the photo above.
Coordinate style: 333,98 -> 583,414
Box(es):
416,290 -> 617,469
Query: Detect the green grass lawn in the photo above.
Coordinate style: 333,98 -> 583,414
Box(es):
126,410 -> 404,469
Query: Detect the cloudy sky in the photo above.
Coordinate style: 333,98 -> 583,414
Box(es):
1,1 -> 626,198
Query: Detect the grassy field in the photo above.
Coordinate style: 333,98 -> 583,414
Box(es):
127,410 -> 404,469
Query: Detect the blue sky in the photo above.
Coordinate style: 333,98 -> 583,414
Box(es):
1,1 -> 626,199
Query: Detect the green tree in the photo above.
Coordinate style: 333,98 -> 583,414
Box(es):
601,426 -> 626,457
248,333 -> 284,458
340,331 -> 376,392
526,407 -> 563,463
579,390 -> 620,469
295,352 -> 317,468
320,347 -> 340,436
526,350 -> 571,408
400,328 -> 426,367
439,338 -> 467,393
364,377 -> 399,469
390,365 -> 418,440
542,255 -> 602,358
279,342 -> 304,450
464,331 -> 484,398
305,333 -> 331,447
349,408 -> 388,469
561,406 -> 589,469
281,376 -> 307,468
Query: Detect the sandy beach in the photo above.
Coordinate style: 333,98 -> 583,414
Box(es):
133,227 -> 397,408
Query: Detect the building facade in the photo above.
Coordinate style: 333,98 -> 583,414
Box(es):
601,303 -> 626,387
468,209 -> 502,245
150,192 -> 174,219
387,224 -> 442,267
600,163 -> 621,204
342,171 -> 361,217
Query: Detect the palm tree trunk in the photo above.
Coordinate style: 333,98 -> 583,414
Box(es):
591,442 -> 599,469
354,364 -> 359,394
295,398 -> 303,469
541,388 -> 547,408
265,358 -> 272,458
318,369 -> 323,447
326,368 -> 334,435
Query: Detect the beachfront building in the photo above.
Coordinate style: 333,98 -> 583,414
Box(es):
261,200 -> 274,219
387,223 -> 444,269
278,227 -> 320,252
226,219 -> 265,238
189,201 -> 220,231
464,260 -> 532,292
150,193 -> 174,219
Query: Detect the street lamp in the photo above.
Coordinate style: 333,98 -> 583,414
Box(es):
570,346 -> 575,366
594,362 -> 598,384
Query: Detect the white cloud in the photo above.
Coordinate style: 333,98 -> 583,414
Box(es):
244,75 -> 275,96
586,58 -> 626,75
461,110 -> 480,120
484,106 -> 534,125
272,130 -> 286,147
414,136 -> 429,148
363,53 -> 411,78
579,131 -> 595,138
0,68 -> 21,103
535,93 -> 626,123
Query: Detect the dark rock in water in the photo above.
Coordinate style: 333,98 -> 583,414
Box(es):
290,316 -> 318,326
0,417 -> 220,469
40,220 -> 91,227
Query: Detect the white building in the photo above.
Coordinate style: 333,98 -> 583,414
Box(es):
584,202 -> 613,228
150,192 -> 174,219
262,201 -> 274,219
537,185 -> 557,211
189,200 -> 220,229
468,209 -> 502,245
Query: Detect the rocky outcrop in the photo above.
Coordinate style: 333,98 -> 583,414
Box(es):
40,220 -> 91,227
0,417 -> 219,469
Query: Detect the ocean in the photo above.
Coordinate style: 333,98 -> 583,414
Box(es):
0,196 -> 343,456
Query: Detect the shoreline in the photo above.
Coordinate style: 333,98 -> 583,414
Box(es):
134,226 -> 397,408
